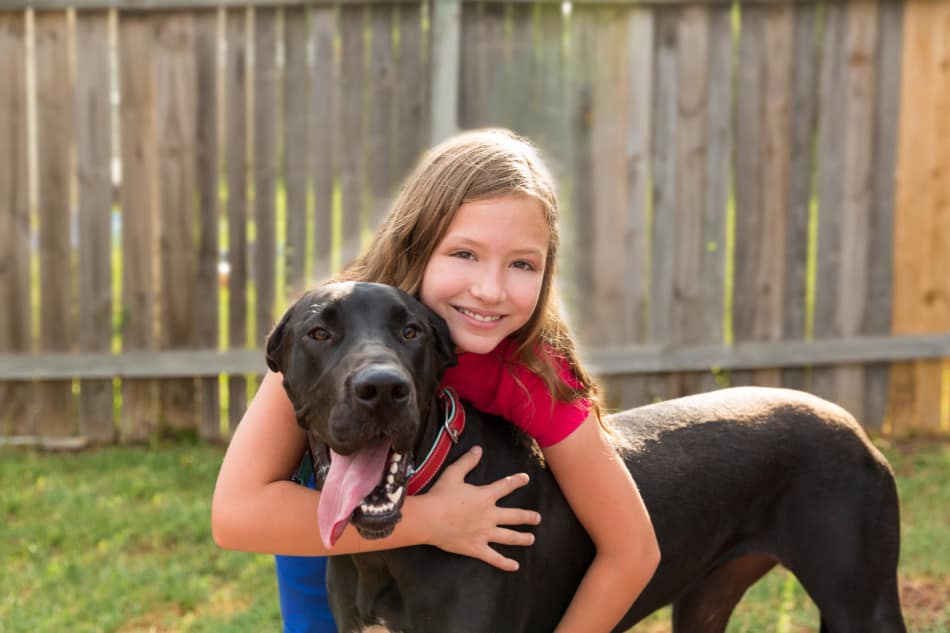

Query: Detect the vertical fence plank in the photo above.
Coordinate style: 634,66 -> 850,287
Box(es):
394,2 -> 426,183
782,3 -> 820,392
566,6 -> 594,342
833,1 -> 879,422
35,10 -> 77,438
700,3 -> 733,394
339,5 -> 365,267
226,7 -> 248,433
733,5 -> 793,390
254,7 -> 278,350
590,5 -> 633,348
311,6 -> 335,282
155,11 -> 199,433
366,4 -> 395,229
647,6 -> 678,402
602,6 -> 654,410
468,2 -> 506,128
119,13 -> 159,442
458,2 -> 486,129
75,10 -> 115,443
506,3 -> 533,137
672,5 -> 713,396
863,1 -> 902,432
813,2 -> 847,405
195,8 -> 220,441
0,11 -> 33,436
283,5 -> 310,297
890,0 -> 950,435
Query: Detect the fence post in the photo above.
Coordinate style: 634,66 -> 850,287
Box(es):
429,0 -> 461,144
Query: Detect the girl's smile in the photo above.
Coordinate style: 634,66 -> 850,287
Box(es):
419,194 -> 549,354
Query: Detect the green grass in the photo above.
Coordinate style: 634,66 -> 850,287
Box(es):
1,440 -> 947,632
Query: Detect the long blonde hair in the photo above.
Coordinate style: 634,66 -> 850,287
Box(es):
334,128 -> 605,424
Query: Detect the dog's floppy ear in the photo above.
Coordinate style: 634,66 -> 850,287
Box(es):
425,307 -> 456,370
265,306 -> 294,373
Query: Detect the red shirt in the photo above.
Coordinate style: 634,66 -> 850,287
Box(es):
439,338 -> 591,447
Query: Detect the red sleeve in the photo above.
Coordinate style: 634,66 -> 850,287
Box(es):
440,340 -> 591,447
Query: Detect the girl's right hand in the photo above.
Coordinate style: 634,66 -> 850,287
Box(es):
419,445 -> 541,571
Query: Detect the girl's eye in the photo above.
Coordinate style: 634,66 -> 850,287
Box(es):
402,324 -> 421,340
309,327 -> 332,341
512,260 -> 536,272
450,250 -> 475,261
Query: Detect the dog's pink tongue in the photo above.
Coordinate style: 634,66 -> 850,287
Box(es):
318,439 -> 391,548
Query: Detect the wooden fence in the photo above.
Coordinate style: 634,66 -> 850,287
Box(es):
0,0 -> 948,446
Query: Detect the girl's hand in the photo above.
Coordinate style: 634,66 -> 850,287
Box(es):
419,446 -> 541,571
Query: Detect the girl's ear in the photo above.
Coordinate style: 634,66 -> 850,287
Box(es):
265,306 -> 294,373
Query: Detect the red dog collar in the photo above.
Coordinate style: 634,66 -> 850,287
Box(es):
406,387 -> 465,495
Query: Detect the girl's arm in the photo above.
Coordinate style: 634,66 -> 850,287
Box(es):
211,370 -> 539,570
543,414 -> 661,633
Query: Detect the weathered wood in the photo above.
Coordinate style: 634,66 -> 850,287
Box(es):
366,4 -> 394,229
155,11 -> 199,433
4,333 -> 950,381
339,4 -> 365,266
119,12 -> 160,442
506,3 -> 534,137
590,5 -> 633,347
195,8 -> 221,441
0,11 -> 33,436
566,6 -> 595,341
781,2 -> 819,392
225,7 -> 249,433
75,10 -> 115,443
831,1 -> 879,422
35,10 -> 77,437
863,0 -> 902,431
697,3 -> 732,394
393,2 -> 426,183
429,0 -> 460,144
22,0 -> 853,11
458,1 -> 486,129
812,2 -> 847,403
606,6 -> 654,409
283,5 -> 311,296
310,5 -> 335,282
647,7 -> 678,402
253,7 -> 278,345
672,4 -> 713,396
890,0 -> 950,435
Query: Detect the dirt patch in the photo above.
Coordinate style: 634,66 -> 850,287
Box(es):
902,575 -> 950,629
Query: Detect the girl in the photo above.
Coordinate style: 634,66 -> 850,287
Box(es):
212,128 -> 660,632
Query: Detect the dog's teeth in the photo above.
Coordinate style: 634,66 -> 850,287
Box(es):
387,474 -> 394,485
392,453 -> 402,462
389,462 -> 398,474
387,487 -> 404,504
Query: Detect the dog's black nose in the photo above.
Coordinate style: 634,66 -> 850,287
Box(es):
352,366 -> 412,408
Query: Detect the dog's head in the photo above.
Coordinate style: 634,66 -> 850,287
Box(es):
265,281 -> 455,546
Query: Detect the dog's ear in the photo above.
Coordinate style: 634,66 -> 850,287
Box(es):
265,306 -> 294,373
425,308 -> 456,370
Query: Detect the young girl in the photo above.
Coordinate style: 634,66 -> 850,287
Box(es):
212,128 -> 660,632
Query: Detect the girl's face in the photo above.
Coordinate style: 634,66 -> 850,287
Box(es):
420,194 -> 549,354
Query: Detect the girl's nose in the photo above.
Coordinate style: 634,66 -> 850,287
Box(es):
470,270 -> 506,303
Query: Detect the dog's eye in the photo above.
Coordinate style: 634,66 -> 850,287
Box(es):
402,324 -> 420,340
309,327 -> 332,342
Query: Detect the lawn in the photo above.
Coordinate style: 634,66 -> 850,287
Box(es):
1,438 -> 947,632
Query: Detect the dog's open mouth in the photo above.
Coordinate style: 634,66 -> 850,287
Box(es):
317,439 -> 411,548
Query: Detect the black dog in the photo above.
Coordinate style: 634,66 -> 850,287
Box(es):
265,281 -> 907,633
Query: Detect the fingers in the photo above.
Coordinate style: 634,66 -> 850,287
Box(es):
476,545 -> 522,572
495,507 -> 541,528
443,445 -> 483,480
491,527 -> 535,547
487,471 -> 531,501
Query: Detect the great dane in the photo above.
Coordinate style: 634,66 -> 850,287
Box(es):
265,281 -> 906,633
